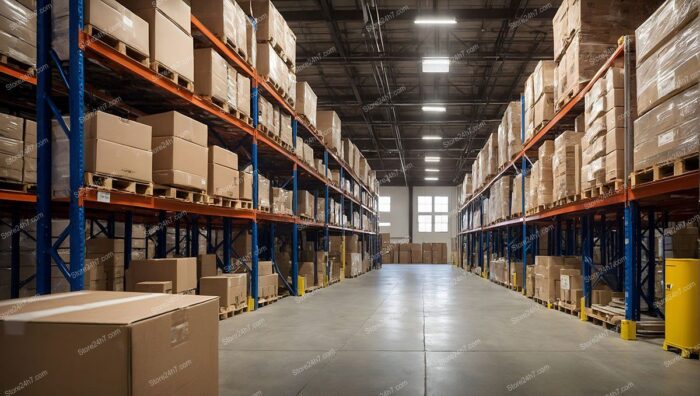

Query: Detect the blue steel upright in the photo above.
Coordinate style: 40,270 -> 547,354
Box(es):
291,119 -> 299,295
520,95 -> 527,292
251,85 -> 260,308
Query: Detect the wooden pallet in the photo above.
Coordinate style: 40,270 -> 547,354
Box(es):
153,185 -> 206,204
219,302 -> 248,320
663,343 -> 699,359
630,154 -> 699,187
553,194 -> 578,207
258,295 -> 280,306
219,35 -> 249,64
509,285 -> 523,293
206,195 -> 254,210
598,179 -> 624,195
556,301 -> 579,316
258,205 -> 271,213
0,179 -> 35,193
586,304 -> 624,329
533,297 -> 554,308
262,37 -> 288,63
329,278 -> 341,285
581,187 -> 600,200
84,24 -> 149,66
179,288 -> 197,295
150,61 -> 194,92
0,54 -> 35,76
305,285 -> 322,293
84,172 -> 153,195
555,81 -> 589,110
298,115 -> 316,132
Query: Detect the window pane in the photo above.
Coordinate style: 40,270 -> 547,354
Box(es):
434,215 -> 448,232
379,196 -> 391,212
418,196 -> 432,213
418,215 -> 432,232
434,196 -> 449,213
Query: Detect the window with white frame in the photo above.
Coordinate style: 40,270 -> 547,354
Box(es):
434,196 -> 449,213
434,215 -> 449,232
379,196 -> 391,212
418,215 -> 432,232
418,196 -> 432,213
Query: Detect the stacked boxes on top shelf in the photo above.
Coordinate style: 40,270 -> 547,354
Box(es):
633,0 -> 699,183
191,0 -> 249,63
552,131 -> 583,203
0,0 -> 36,69
524,61 -> 555,142
552,0 -> 657,109
208,146 -> 239,202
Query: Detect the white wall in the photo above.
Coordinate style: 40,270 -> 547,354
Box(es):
377,186 -> 410,243
411,186 -> 459,256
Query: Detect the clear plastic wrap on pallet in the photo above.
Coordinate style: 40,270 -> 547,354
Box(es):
511,172 -> 527,217
296,82 -> 318,127
471,159 -> 480,192
527,160 -> 540,212
496,176 -> 513,221
635,0 -> 699,64
581,134 -> 606,166
583,156 -> 606,185
461,173 -> 472,203
232,0 -> 248,57
237,74 -> 251,116
553,131 -> 583,201
52,0 -> 149,62
636,17 -> 700,116
257,95 -> 271,130
497,123 -> 508,168
226,66 -> 238,110
524,74 -> 535,110
284,23 -> 297,67
258,174 -> 270,208
193,48 -> 229,105
287,71 -> 297,105
533,60 -> 555,101
537,141 -> 554,207
0,0 -> 36,66
584,78 -> 606,121
485,132 -> 499,179
504,101 -> 522,155
633,84 -> 700,171
246,15 -> 256,66
272,107 -> 280,135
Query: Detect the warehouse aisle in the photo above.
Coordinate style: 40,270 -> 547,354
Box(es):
218,265 -> 700,396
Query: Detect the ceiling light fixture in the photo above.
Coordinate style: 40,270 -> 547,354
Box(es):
414,17 -> 457,25
425,177 -> 439,181
422,105 -> 446,112
422,57 -> 450,73
422,135 -> 443,140
425,168 -> 440,172
425,156 -> 440,162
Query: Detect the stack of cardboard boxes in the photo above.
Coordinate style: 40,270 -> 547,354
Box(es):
552,0 -> 656,109
296,82 -> 318,127
525,61 -> 555,141
192,0 -> 249,62
200,273 -> 247,310
52,111 -> 153,198
128,257 -> 198,294
552,131 -> 583,202
318,110 -> 342,154
582,68 -> 626,190
460,173 -> 472,204
85,238 -> 125,291
533,255 -> 581,303
510,172 -> 527,217
344,235 -> 362,277
0,0 -> 36,68
257,261 -> 279,300
0,113 -> 26,184
208,146 -> 239,200
272,187 -> 293,215
140,111 -> 208,192
634,0 -> 699,174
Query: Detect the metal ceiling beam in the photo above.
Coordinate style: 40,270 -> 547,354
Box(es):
340,118 -> 500,125
297,52 -> 553,63
281,7 -> 557,22
319,98 -> 512,106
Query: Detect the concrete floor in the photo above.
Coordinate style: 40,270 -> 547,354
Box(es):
218,265 -> 700,396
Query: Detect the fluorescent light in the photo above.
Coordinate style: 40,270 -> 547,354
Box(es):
414,17 -> 457,25
425,156 -> 440,162
425,177 -> 439,181
422,135 -> 443,140
422,105 -> 446,112
425,168 -> 440,172
422,57 -> 450,73
379,222 -> 391,227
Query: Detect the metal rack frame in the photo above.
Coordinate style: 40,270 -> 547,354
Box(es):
0,2 -> 379,305
457,37 -> 699,339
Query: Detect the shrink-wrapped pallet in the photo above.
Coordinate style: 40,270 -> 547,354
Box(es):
553,131 -> 583,201
633,84 -> 699,171
537,141 -> 554,207
296,82 -> 318,127
511,172 -> 527,217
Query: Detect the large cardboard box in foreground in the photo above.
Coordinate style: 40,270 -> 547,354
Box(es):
0,291 -> 218,396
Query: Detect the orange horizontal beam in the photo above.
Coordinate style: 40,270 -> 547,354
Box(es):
0,63 -> 36,86
0,190 -> 36,203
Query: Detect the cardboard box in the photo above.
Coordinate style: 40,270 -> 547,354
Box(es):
258,261 -> 274,276
318,110 -> 341,152
208,163 -> 239,199
296,82 -> 317,127
604,150 -> 624,182
345,253 -> 361,277
239,171 -> 253,201
193,48 -> 230,105
121,0 -> 190,34
209,146 -> 238,170
134,280 -> 173,293
197,254 -> 218,279
85,139 -> 153,182
592,289 -> 613,305
86,238 -> 124,254
138,111 -> 207,146
422,243 -> 432,263
85,111 -> 151,150
136,7 -> 194,82
237,74 -> 251,116
258,273 -> 278,299
560,268 -> 582,302
128,257 -> 197,293
200,274 -> 247,308
0,291 -> 219,395
410,243 -> 422,263
191,0 -> 247,57
152,137 -> 207,190
0,113 -> 25,141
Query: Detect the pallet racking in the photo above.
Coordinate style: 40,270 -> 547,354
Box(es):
456,37 -> 699,339
0,2 -> 379,308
